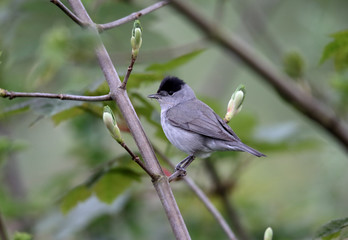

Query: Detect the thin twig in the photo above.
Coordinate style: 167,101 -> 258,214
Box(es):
120,56 -> 136,90
153,146 -> 238,240
50,0 -> 86,27
98,0 -> 170,31
120,142 -> 157,180
0,89 -> 111,101
169,0 -> 348,153
183,177 -> 237,240
204,159 -> 250,240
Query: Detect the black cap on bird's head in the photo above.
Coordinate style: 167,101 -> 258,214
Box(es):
148,76 -> 186,99
157,76 -> 185,94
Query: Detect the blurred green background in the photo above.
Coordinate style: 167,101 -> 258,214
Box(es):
1,0 -> 348,239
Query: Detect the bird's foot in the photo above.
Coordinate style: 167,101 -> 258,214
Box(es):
168,167 -> 187,182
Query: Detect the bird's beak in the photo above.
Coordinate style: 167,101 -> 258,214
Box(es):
147,93 -> 159,99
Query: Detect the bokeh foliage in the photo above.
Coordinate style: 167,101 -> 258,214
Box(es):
1,0 -> 348,240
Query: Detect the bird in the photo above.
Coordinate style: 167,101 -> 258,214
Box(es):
148,76 -> 265,180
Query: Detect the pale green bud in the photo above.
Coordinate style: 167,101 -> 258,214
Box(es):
224,84 -> 246,122
103,106 -> 123,144
131,20 -> 142,57
0,88 -> 6,97
264,227 -> 273,240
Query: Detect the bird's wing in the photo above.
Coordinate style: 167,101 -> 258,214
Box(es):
166,99 -> 241,142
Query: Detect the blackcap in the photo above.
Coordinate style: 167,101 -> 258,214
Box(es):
148,76 -> 265,180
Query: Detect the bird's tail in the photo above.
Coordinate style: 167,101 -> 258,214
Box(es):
236,142 -> 266,157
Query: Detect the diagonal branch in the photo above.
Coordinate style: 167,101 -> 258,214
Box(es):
58,1 -> 190,239
0,89 -> 111,101
169,0 -> 348,153
98,0 -> 170,31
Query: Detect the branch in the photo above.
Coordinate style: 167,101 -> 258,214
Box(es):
154,146 -> 238,240
0,89 -> 111,101
60,1 -> 190,239
98,0 -> 170,31
50,0 -> 86,27
169,0 -> 348,153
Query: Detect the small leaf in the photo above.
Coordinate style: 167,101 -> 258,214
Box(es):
51,106 -> 84,126
146,49 -> 205,72
0,137 -> 26,164
314,217 -> 348,240
60,185 -> 92,214
13,232 -> 32,240
0,104 -> 30,120
93,167 -> 140,204
85,81 -> 110,96
124,72 -> 164,89
320,30 -> 348,71
51,103 -> 103,126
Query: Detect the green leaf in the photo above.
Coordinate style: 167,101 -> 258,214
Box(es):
85,81 -> 110,96
123,72 -> 164,89
60,185 -> 92,214
320,30 -> 348,71
51,106 -> 84,126
314,217 -> 348,240
228,113 -> 257,139
0,137 -> 26,166
12,232 -> 32,240
331,73 -> 348,95
146,49 -> 205,72
85,73 -> 164,96
93,167 -> 140,204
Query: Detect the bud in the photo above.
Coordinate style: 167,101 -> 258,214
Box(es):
283,51 -> 304,79
0,88 -> 6,97
131,20 -> 142,58
103,105 -> 123,144
224,84 -> 245,122
264,227 -> 273,240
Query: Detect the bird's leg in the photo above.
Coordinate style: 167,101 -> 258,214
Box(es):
168,155 -> 195,182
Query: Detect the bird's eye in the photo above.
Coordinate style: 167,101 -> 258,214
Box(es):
168,91 -> 174,95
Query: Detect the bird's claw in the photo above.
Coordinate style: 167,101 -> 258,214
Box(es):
168,168 -> 187,182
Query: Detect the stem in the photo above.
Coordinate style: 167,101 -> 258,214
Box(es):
99,0 -> 170,31
0,89 -> 111,101
120,56 -> 136,90
120,141 -> 157,179
62,1 -> 191,239
169,0 -> 348,153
